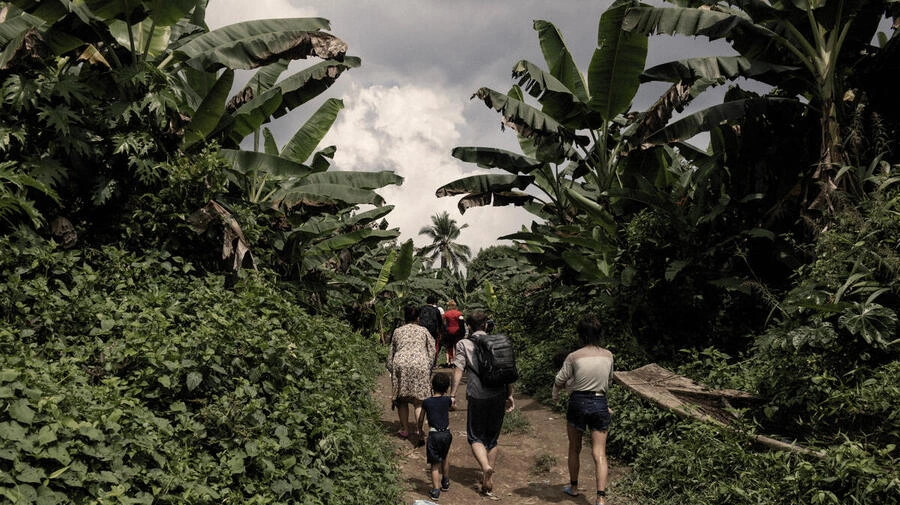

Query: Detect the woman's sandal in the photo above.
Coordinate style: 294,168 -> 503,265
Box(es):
396,430 -> 408,438
595,490 -> 607,505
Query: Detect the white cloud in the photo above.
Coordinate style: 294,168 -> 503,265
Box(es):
204,1 -> 317,28
324,84 -> 534,255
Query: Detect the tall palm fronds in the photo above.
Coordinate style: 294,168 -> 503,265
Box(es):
417,211 -> 471,272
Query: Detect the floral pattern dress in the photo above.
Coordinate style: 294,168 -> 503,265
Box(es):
387,323 -> 435,402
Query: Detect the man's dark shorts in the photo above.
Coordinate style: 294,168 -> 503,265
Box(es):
566,391 -> 611,432
426,430 -> 452,464
466,392 -> 507,450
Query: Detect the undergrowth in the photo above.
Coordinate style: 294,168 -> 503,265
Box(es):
0,231 -> 401,504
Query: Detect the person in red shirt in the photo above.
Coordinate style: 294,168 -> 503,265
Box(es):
442,300 -> 464,366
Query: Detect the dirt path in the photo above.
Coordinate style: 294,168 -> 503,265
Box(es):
376,371 -> 633,504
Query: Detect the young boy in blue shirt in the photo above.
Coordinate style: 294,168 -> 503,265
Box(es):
417,372 -> 453,500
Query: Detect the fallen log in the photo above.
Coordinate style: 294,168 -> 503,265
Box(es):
614,363 -> 825,459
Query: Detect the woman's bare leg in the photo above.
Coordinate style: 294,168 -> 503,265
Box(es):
396,402 -> 409,434
567,424 -> 583,487
590,429 -> 609,504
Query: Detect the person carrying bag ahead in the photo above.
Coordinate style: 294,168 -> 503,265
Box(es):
449,310 -> 516,499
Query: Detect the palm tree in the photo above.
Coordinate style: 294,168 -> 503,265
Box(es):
418,211 -> 472,272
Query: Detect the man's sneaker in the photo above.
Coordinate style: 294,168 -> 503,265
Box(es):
441,477 -> 451,491
429,488 -> 441,500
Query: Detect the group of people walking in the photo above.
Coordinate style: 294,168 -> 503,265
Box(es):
386,300 -> 613,505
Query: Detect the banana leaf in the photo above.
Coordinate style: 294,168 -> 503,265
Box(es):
533,20 -> 589,103
302,170 -> 403,190
272,183 -> 389,207
273,57 -> 360,118
435,174 -> 535,198
512,59 -> 594,127
219,149 -> 313,179
280,98 -> 343,163
183,69 -> 233,150
472,87 -> 573,142
175,18 -> 345,71
451,146 -> 544,174
246,59 -> 289,94
587,0 -> 648,121
346,205 -> 395,227
621,5 -> 778,60
301,228 -> 400,272
641,56 -> 799,87
221,89 -> 283,146
643,97 -> 801,145
390,239 -> 415,283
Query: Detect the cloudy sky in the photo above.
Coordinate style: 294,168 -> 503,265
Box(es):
204,0 -> 723,254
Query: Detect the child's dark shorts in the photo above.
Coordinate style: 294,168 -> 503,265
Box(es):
426,429 -> 452,464
566,391 -> 610,432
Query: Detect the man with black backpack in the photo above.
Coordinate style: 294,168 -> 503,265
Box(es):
449,310 -> 516,499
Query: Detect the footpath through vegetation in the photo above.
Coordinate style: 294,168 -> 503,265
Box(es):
376,371 -> 633,505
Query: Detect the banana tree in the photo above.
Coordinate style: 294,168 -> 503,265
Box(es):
620,0 -> 900,210
0,1 -> 367,229
439,0 -> 660,284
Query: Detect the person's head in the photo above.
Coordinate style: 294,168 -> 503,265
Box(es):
577,314 -> 604,347
426,294 -> 438,305
431,372 -> 451,395
404,304 -> 419,324
466,309 -> 488,332
447,299 -> 457,310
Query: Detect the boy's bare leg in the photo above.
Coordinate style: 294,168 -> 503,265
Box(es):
441,457 -> 450,486
430,463 -> 441,490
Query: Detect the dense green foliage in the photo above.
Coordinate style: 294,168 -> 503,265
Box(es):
1,0 -> 898,503
0,232 -> 399,504
461,4 -> 900,499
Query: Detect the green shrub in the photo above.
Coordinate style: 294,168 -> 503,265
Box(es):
0,233 -> 400,504
501,408 -> 531,435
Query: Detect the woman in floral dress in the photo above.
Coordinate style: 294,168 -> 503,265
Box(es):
387,304 -> 436,440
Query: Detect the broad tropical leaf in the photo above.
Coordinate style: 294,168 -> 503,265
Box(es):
450,147 -> 544,174
302,170 -> 403,190
219,149 -> 313,179
175,18 -> 346,71
222,89 -> 283,145
183,69 -> 234,149
272,183 -> 389,207
641,56 -> 799,87
280,98 -> 343,163
471,87 -> 575,147
435,174 -> 535,198
273,57 -> 360,118
533,20 -> 589,103
512,59 -> 592,127
390,239 -> 415,283
346,205 -> 394,227
622,5 -> 777,60
587,0 -> 648,121
643,97 -> 801,145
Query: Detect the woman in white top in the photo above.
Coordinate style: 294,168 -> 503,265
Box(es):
552,315 -> 614,505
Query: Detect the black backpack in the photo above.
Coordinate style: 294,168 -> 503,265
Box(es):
419,305 -> 442,338
470,333 -> 518,387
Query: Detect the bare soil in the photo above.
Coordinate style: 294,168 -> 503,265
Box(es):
375,371 -> 634,504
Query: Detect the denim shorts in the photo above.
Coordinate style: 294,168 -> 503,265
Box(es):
566,391 -> 610,432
